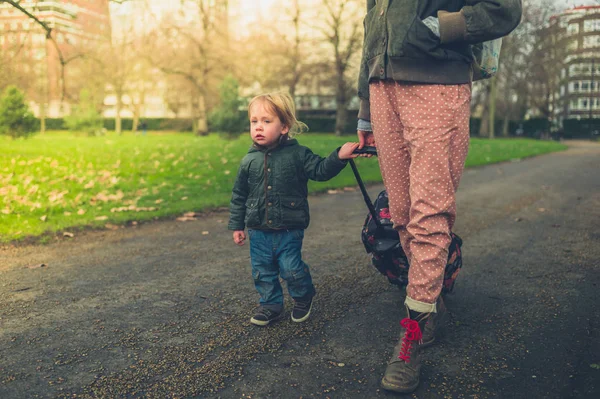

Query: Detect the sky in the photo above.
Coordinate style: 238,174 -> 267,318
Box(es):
108,0 -> 600,39
559,0 -> 599,10
110,0 -> 279,37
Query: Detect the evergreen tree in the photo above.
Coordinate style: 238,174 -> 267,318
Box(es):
0,86 -> 37,138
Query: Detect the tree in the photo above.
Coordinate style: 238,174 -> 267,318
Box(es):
314,0 -> 363,136
0,85 -> 36,138
208,75 -> 246,137
64,89 -> 103,136
145,0 -> 231,135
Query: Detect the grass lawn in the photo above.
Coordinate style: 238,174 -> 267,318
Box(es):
0,131 -> 567,243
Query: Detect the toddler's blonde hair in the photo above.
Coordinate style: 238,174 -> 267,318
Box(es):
248,92 -> 308,137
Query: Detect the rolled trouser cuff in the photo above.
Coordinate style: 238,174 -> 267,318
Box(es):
405,296 -> 437,313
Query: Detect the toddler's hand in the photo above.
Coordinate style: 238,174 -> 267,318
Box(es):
233,230 -> 246,246
338,142 -> 360,160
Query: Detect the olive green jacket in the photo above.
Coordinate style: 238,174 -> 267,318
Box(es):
228,138 -> 347,231
358,0 -> 522,120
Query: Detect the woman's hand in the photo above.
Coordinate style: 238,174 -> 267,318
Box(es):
233,230 -> 246,245
338,142 -> 360,160
357,130 -> 376,157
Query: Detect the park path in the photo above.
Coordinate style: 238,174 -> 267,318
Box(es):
0,140 -> 599,399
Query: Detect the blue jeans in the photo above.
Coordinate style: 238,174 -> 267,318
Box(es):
248,229 -> 315,312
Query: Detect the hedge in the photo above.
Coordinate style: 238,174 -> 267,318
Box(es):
35,118 -> 194,132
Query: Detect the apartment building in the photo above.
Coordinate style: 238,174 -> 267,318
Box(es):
551,5 -> 600,127
0,1 -> 111,117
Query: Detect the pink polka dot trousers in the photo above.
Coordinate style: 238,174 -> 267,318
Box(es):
369,80 -> 471,313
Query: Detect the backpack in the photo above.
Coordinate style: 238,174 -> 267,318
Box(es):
361,190 -> 463,293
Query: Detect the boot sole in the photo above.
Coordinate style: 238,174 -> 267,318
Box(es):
291,300 -> 313,323
381,376 -> 419,393
250,313 -> 283,326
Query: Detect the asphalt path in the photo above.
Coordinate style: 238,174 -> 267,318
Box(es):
1,140 -> 598,399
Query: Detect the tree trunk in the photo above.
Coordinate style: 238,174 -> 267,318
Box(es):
334,75 -> 348,136
132,109 -> 139,134
40,102 -> 47,134
502,115 -> 510,137
335,101 -> 348,136
115,94 -> 123,135
488,76 -> 497,139
197,94 -> 208,136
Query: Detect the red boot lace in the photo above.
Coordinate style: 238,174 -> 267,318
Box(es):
397,318 -> 423,362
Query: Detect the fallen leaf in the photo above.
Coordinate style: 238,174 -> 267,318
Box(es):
183,212 -> 196,218
104,223 -> 118,230
181,197 -> 188,201
202,231 -> 209,235
95,216 -> 108,221
40,215 -> 47,222
514,217 -> 523,222
224,170 -> 231,175
538,208 -> 546,212
327,190 -> 339,194
64,211 -> 72,216
155,199 -> 163,204
176,216 -> 196,221
26,263 -> 47,269
77,209 -> 86,215
63,232 -> 74,238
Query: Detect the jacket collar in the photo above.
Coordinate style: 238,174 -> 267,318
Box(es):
249,135 -> 297,153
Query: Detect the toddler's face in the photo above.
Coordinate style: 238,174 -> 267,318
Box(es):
249,102 -> 289,147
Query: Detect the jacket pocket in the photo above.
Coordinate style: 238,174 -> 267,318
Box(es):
397,16 -> 444,59
280,197 -> 308,227
244,197 -> 261,227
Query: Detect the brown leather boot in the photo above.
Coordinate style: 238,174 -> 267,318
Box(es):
381,309 -> 430,393
422,295 -> 447,348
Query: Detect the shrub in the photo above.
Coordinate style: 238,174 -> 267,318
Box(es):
0,85 -> 37,138
208,75 -> 246,137
64,89 -> 103,136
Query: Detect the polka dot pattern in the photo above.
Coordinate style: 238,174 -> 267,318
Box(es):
369,80 -> 471,305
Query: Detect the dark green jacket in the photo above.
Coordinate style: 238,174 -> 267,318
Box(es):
228,138 -> 347,231
358,0 -> 523,120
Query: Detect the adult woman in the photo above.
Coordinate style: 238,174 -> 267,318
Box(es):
356,0 -> 522,393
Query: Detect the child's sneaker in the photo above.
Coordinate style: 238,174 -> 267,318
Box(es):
250,308 -> 282,326
291,296 -> 314,323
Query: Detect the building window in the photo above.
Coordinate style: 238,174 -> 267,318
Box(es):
570,99 -> 578,110
568,23 -> 579,35
583,35 -> 600,48
584,19 -> 600,32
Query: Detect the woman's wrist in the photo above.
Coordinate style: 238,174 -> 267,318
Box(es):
357,118 -> 372,132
